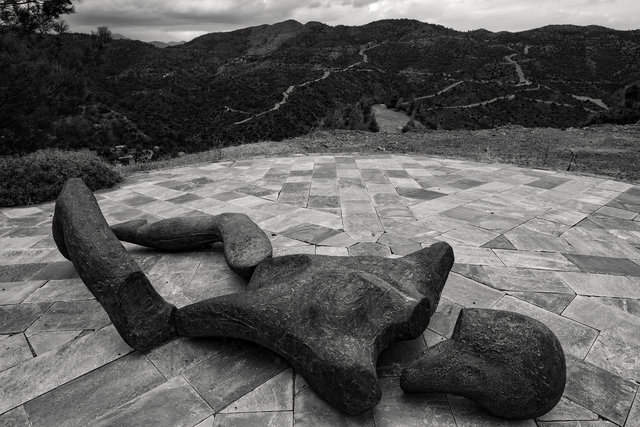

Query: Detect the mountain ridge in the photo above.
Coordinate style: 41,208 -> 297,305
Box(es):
3,18 -> 639,157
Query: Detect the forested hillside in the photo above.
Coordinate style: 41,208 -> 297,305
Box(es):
2,19 -> 639,158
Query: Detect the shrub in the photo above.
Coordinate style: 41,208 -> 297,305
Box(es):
0,149 -> 122,207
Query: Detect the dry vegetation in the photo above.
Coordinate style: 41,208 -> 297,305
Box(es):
119,123 -> 640,183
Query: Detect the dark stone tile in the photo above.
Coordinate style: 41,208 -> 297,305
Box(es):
564,356 -> 638,426
307,196 -> 340,209
361,169 -> 389,184
606,199 -> 640,213
182,341 -> 288,411
385,170 -> 411,179
449,179 -> 486,190
211,191 -> 246,202
624,186 -> 640,197
398,188 -> 446,200
167,193 -> 202,204
481,235 -> 516,250
525,177 -> 569,190
562,253 -> 640,276
235,186 -> 276,197
156,180 -> 185,190
588,214 -> 640,232
507,291 -> 575,314
0,303 -> 51,334
121,195 -> 157,207
290,170 -> 312,177
24,353 -> 166,427
31,261 -> 78,280
27,300 -> 110,333
371,193 -> 404,207
90,376 -> 213,427
0,406 -> 31,426
575,218 -> 605,229
281,223 -> 340,245
281,183 -> 310,192
0,264 -> 47,282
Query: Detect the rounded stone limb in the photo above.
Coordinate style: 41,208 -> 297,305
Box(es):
111,213 -> 272,280
400,308 -> 566,419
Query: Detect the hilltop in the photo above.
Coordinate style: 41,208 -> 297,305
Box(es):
2,19 -> 639,158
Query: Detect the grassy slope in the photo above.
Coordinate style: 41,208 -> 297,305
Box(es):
119,124 -> 640,183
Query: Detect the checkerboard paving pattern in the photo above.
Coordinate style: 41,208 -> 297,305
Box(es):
2,154 -> 640,426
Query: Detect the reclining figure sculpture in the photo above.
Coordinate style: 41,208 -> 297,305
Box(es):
52,178 -> 565,418
52,178 -> 454,414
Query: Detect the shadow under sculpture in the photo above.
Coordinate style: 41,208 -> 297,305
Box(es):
400,308 -> 566,419
52,178 -> 455,415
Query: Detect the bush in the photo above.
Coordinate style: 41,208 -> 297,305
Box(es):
0,149 -> 122,207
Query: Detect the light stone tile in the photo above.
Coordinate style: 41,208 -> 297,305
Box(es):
315,246 -> 349,256
536,397 -> 599,422
451,246 -> 505,266
440,273 -> 504,309
493,296 -> 598,359
557,272 -> 640,298
0,281 -> 46,305
373,378 -> 456,426
503,230 -> 573,252
27,330 -> 82,356
483,266 -> 574,294
91,376 -> 214,427
0,325 -> 132,414
439,226 -> 499,247
0,334 -> 32,373
493,250 -> 580,271
447,395 -> 536,426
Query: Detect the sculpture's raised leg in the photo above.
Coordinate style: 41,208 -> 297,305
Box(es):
177,242 -> 455,415
110,213 -> 272,280
400,308 -> 566,419
52,178 -> 177,351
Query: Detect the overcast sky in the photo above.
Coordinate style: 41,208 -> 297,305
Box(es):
66,0 -> 640,42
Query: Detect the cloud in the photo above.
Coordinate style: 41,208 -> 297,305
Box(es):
65,0 -> 639,42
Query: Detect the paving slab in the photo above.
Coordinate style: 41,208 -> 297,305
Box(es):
1,154 -> 640,425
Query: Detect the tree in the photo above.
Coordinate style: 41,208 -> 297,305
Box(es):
0,0 -> 75,34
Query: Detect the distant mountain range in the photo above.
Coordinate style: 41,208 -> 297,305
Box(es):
110,33 -> 185,48
10,19 -> 640,156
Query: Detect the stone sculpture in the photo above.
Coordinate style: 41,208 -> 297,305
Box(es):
52,178 -> 455,415
178,243 -> 454,414
52,178 -> 177,351
400,308 -> 566,419
111,214 -> 272,279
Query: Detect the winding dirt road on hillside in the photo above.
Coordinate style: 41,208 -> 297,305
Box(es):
505,53 -> 531,86
233,43 -> 382,125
